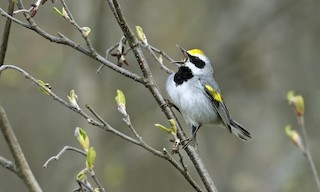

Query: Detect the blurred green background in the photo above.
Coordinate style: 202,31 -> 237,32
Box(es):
1,0 -> 320,191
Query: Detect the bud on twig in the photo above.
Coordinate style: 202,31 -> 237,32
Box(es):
37,79 -> 52,95
67,89 -> 80,110
287,91 -> 304,117
74,127 -> 90,152
135,26 -> 148,45
285,125 -> 305,152
81,27 -> 91,37
86,147 -> 96,171
155,119 -> 180,153
115,89 -> 127,116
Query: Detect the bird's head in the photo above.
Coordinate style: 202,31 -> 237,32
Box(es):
174,45 -> 213,75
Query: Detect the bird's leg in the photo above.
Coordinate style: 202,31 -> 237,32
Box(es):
164,98 -> 181,113
182,125 -> 200,149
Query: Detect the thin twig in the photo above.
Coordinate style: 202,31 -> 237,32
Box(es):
298,117 -> 320,191
141,43 -> 174,74
43,146 -> 86,168
90,171 -> 105,192
116,103 -> 141,140
148,45 -> 176,63
122,114 -> 141,140
97,43 -> 119,74
162,148 -> 202,192
77,180 -> 94,192
0,156 -> 18,174
145,44 -> 173,74
177,151 -> 188,172
13,8 -> 32,15
15,0 -> 37,26
0,8 -> 30,28
59,0 -> 97,55
85,105 -> 107,126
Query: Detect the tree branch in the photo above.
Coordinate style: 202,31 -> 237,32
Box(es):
299,117 -> 320,191
0,103 -> 43,192
0,156 -> 18,174
43,146 -> 86,168
0,0 -> 14,66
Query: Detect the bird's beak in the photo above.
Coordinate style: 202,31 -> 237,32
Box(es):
172,44 -> 189,65
176,44 -> 188,57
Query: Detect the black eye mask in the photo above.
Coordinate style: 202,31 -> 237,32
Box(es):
189,55 -> 205,69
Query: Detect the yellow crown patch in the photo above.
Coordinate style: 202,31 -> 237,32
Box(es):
187,49 -> 205,56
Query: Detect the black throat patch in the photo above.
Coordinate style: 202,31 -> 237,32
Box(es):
174,66 -> 193,86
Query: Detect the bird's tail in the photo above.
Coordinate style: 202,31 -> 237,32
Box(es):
230,119 -> 251,141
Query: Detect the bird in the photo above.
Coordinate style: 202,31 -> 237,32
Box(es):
166,45 -> 251,147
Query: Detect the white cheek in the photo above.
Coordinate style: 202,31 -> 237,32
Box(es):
186,62 -> 202,75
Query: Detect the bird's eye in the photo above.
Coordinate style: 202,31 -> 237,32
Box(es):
190,55 -> 205,69
190,56 -> 198,63
191,56 -> 199,62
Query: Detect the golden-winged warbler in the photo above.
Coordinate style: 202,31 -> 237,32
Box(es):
166,46 -> 251,146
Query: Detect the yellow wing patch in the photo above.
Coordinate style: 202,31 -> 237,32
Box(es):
204,84 -> 223,103
187,49 -> 205,56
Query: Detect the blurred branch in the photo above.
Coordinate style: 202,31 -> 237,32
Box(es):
0,0 -> 14,66
287,91 -> 320,192
0,103 -> 43,192
299,117 -> 320,192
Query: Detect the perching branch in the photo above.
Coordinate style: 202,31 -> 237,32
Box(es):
106,0 -> 218,191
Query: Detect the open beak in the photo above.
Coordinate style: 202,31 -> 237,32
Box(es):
172,45 -> 189,65
176,44 -> 188,57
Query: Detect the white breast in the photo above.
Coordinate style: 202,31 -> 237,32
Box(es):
166,75 -> 220,127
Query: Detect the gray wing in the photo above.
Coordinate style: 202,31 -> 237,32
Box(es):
198,76 -> 232,133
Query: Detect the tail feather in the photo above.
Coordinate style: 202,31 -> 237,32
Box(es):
230,119 -> 251,141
